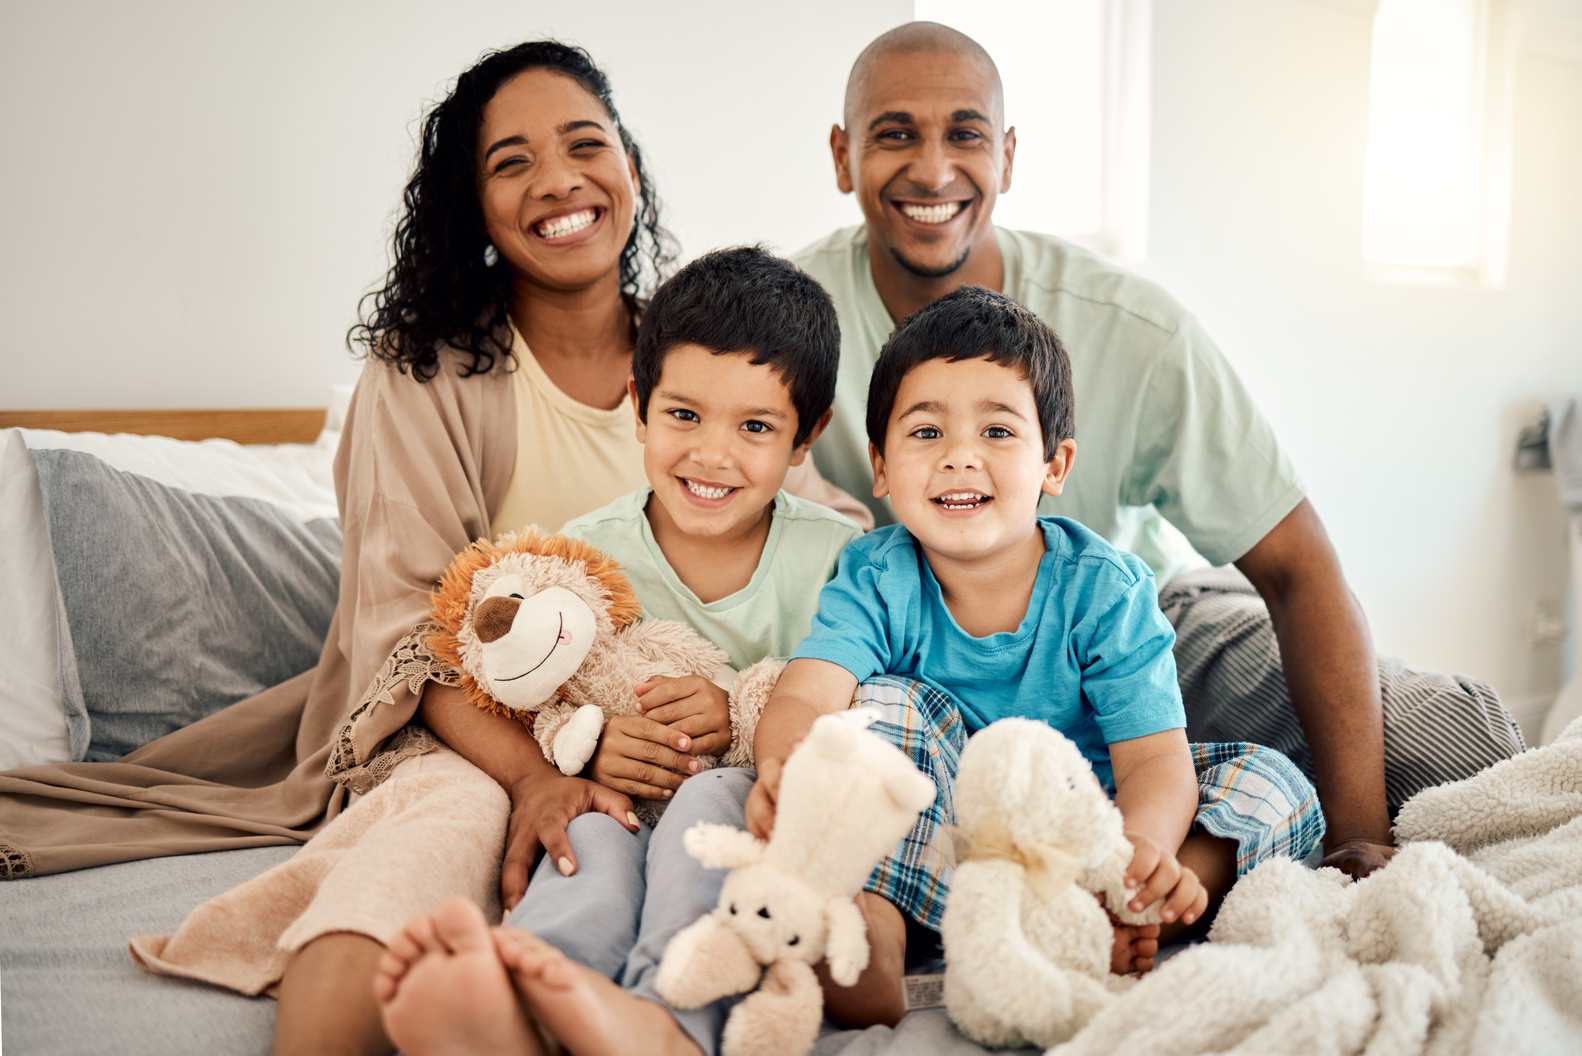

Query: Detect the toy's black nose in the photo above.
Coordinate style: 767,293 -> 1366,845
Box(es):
757,906 -> 771,919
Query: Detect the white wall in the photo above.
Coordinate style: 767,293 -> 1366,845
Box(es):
4,0 -> 1580,733
0,0 -> 906,410
1139,0 -> 1582,735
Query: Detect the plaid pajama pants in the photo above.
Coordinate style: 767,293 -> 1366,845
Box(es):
855,676 -> 1325,932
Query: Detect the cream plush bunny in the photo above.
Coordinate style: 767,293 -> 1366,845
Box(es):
654,710 -> 937,1056
427,529 -> 783,801
941,717 -> 1162,1050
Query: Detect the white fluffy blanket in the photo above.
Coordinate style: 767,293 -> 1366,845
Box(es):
1049,719 -> 1582,1056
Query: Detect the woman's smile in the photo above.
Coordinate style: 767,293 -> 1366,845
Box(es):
531,205 -> 604,243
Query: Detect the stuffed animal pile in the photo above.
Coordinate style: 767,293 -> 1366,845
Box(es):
942,717 -> 1161,1049
427,529 -> 782,800
655,709 -> 937,1056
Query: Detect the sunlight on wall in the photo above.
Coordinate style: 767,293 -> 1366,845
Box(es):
1363,0 -> 1480,268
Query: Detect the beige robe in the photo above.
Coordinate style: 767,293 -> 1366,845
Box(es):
0,354 -> 513,879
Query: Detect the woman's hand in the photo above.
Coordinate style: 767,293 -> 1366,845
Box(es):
1122,832 -> 1207,927
418,680 -> 640,912
500,769 -> 638,912
586,712 -> 703,801
635,675 -> 733,756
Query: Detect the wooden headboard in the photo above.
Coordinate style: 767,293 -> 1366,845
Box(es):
0,408 -> 327,446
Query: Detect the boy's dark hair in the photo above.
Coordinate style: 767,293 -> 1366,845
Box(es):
866,285 -> 1074,459
633,246 -> 840,447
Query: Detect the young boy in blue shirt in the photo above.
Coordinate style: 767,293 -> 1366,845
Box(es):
746,285 -> 1324,1027
376,247 -> 862,1056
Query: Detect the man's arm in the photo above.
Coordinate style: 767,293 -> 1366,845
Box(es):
1233,498 -> 1395,878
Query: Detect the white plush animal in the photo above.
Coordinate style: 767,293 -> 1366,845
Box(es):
655,710 -> 937,1056
942,717 -> 1161,1049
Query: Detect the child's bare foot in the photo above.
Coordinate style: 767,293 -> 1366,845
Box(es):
374,896 -> 546,1056
1091,891 -> 1159,975
493,927 -> 702,1056
1109,921 -> 1160,975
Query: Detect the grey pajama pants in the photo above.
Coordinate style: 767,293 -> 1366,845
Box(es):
1160,566 -> 1526,816
503,766 -> 752,1056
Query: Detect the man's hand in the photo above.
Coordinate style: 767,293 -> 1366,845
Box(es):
1123,832 -> 1207,927
586,712 -> 704,801
636,675 -> 732,756
500,771 -> 638,912
1318,837 -> 1396,880
744,755 -> 785,840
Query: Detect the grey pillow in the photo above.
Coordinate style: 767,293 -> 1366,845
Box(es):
31,449 -> 341,762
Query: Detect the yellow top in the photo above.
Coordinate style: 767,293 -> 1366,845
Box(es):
489,328 -> 648,537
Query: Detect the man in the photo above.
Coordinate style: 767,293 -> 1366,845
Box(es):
794,22 -> 1523,880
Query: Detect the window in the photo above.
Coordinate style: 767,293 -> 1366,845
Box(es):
1361,0 -> 1514,286
913,0 -> 1152,262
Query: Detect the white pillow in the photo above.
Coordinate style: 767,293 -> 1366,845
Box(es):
0,430 -> 73,769
0,402 -> 344,770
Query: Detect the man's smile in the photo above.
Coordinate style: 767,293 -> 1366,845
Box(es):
896,201 -> 966,225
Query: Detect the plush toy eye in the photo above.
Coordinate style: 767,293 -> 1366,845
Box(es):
788,935 -> 800,946
729,903 -> 737,915
757,906 -> 771,919
509,593 -> 524,600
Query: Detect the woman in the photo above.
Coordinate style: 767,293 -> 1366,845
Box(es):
2,40 -> 865,1056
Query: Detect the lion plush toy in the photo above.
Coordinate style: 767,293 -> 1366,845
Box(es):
427,528 -> 782,800
654,709 -> 937,1056
941,717 -> 1162,1049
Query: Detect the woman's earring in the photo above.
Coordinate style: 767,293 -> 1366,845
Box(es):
483,243 -> 500,267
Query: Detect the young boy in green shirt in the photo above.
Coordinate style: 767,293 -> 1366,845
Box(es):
376,246 -> 860,1056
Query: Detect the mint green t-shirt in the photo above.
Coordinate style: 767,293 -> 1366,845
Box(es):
792,225 -> 1306,585
560,488 -> 862,670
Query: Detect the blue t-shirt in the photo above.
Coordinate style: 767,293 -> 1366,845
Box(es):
793,517 -> 1185,787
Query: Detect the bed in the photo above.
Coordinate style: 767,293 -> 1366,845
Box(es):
3,408 -> 1578,1056
0,406 -> 1000,1056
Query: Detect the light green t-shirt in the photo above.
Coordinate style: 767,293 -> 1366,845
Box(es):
792,225 -> 1306,585
560,488 -> 862,670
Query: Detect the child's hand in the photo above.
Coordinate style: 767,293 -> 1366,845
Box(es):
744,755 -> 785,840
1123,832 -> 1207,927
587,714 -> 702,801
635,675 -> 732,756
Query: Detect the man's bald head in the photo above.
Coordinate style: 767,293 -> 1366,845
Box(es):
843,21 -> 1004,129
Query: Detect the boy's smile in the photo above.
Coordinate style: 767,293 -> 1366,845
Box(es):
634,344 -> 822,544
871,356 -> 1074,568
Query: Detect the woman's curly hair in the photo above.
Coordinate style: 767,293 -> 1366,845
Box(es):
349,41 -> 677,381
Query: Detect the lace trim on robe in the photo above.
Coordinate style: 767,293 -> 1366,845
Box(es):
325,622 -> 456,795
